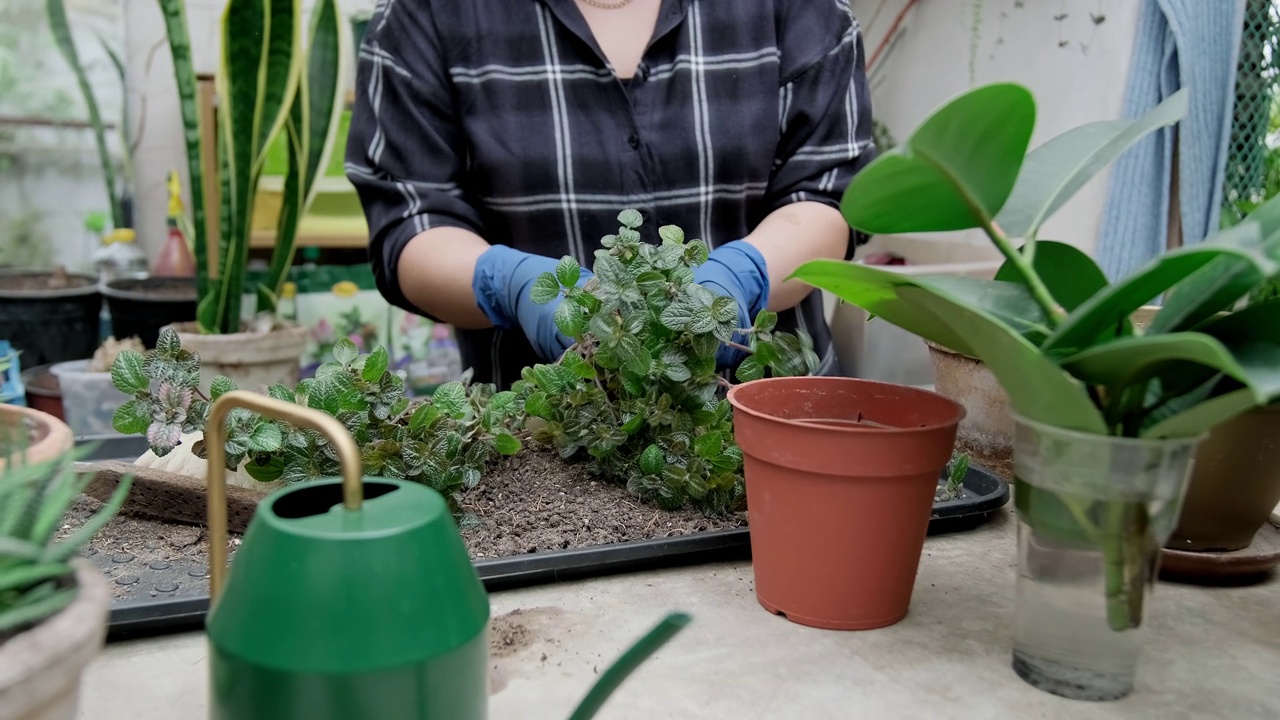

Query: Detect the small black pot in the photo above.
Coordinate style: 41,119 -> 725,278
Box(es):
102,277 -> 198,349
0,269 -> 101,366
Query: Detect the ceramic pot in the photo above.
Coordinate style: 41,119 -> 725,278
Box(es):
170,322 -> 310,393
926,340 -> 1013,478
0,560 -> 111,720
728,376 -> 964,630
1165,404 -> 1280,552
1011,416 -> 1200,701
0,405 -> 74,470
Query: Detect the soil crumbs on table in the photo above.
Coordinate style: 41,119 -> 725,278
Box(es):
59,448 -> 745,601
459,448 -> 745,559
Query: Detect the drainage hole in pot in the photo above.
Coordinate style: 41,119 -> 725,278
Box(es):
273,482 -> 400,519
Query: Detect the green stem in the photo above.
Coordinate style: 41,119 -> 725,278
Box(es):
567,613 -> 691,720
979,217 -> 1064,326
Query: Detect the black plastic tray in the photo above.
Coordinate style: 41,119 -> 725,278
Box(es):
73,435 -> 1009,642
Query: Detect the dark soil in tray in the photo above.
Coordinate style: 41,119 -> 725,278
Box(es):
0,269 -> 95,292
60,448 -> 745,600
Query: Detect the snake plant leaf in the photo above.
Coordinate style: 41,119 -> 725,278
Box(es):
262,0 -> 344,313
996,240 -> 1110,313
840,83 -> 1035,234
212,0 -> 302,332
994,91 -> 1188,240
1041,219 -> 1274,356
792,259 -> 1106,433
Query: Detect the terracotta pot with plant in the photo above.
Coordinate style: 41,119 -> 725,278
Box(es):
794,83 -> 1280,701
156,0 -> 345,392
0,408 -> 131,720
728,376 -> 963,630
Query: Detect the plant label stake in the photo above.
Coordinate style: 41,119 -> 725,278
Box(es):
205,391 -> 490,719
204,391 -> 692,719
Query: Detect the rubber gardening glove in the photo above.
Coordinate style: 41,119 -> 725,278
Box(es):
473,245 -> 594,362
693,240 -> 770,368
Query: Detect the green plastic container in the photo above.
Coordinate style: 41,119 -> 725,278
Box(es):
207,476 -> 490,719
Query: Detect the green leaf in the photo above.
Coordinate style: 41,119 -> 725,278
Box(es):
618,209 -> 644,229
555,256 -> 581,287
841,83 -> 1035,234
267,384 -> 296,403
112,400 -> 151,435
1150,255 -> 1265,334
994,90 -> 1188,239
0,587 -> 76,634
1042,221 -> 1275,355
244,455 -> 285,483
247,422 -> 284,452
793,259 -> 1106,433
660,301 -> 695,332
639,444 -> 665,475
332,338 -> 359,366
686,240 -> 710,266
362,346 -> 389,382
111,350 -> 149,394
530,273 -> 562,304
735,355 -> 765,382
658,225 -> 684,244
432,381 -> 467,419
694,431 -> 723,459
409,403 -> 440,431
753,311 -> 778,333
209,376 -> 237,400
995,241 -> 1109,312
525,392 -> 553,418
554,299 -> 587,338
711,296 -> 739,324
494,433 -> 522,455
1143,388 -> 1257,439
689,306 -> 717,335
616,334 -> 651,375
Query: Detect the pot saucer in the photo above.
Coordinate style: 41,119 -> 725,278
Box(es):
1158,515 -> 1280,585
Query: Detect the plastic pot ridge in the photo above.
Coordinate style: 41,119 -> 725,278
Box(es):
728,376 -> 964,630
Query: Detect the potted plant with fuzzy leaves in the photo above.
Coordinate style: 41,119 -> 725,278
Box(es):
153,0 -> 346,391
793,83 -> 1280,701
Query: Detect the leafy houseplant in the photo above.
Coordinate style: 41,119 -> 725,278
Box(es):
0,430 -> 131,719
112,215 -> 817,514
792,83 -> 1280,700
155,0 -> 345,388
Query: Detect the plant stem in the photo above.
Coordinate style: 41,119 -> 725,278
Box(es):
726,340 -> 753,354
979,218 -> 1065,326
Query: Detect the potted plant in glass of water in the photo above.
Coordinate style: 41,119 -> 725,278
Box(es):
155,0 -> 346,391
793,83 -> 1280,701
0,414 -> 131,720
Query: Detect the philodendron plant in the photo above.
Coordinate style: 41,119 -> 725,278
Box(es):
158,0 -> 345,333
792,83 -> 1280,631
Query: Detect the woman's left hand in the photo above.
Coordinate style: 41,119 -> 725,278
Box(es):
693,241 -> 770,368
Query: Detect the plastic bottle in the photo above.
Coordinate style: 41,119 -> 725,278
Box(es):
153,170 -> 197,276
92,228 -> 149,284
424,323 -> 462,386
278,281 -> 299,323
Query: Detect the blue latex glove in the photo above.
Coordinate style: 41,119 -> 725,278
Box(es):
473,245 -> 594,362
693,240 -> 770,368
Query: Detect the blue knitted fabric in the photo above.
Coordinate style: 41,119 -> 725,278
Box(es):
1095,0 -> 1246,282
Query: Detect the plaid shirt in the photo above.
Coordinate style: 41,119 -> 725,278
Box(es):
347,0 -> 874,388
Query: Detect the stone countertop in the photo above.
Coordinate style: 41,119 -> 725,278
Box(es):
76,506 -> 1279,719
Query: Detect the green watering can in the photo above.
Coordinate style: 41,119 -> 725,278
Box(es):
205,392 -> 690,720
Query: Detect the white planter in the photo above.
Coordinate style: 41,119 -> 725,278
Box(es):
169,322 -> 310,393
0,561 -> 110,720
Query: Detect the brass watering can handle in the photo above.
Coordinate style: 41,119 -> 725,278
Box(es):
206,390 -> 363,601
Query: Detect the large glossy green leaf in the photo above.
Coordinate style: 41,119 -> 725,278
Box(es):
913,274 -> 1051,344
1149,256 -> 1265,334
261,0 -> 344,313
1197,297 -> 1280,344
1143,388 -> 1257,438
995,91 -> 1188,239
840,83 -> 1035,234
1041,220 -> 1274,356
793,260 -> 1106,433
995,241 -> 1109,313
1060,333 -> 1259,396
212,0 -> 301,332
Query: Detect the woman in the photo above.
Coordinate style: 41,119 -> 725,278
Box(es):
346,0 -> 874,388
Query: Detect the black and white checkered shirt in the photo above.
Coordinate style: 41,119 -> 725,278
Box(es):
347,0 -> 875,388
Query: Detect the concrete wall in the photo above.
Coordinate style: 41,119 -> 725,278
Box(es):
854,0 -> 1141,256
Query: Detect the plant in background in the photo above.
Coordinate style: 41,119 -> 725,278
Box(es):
936,452 -> 970,503
0,447 -> 131,635
793,83 -> 1280,633
157,0 -> 345,333
512,211 -> 818,513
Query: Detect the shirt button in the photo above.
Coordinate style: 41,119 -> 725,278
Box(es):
627,133 -> 640,149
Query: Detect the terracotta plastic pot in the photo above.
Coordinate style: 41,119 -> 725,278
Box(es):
20,365 -> 64,421
170,322 -> 310,393
1166,404 -> 1280,552
728,377 -> 965,630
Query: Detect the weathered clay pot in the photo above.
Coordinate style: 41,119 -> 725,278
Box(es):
1166,405 -> 1280,552
0,405 -> 74,470
169,322 -> 310,393
0,560 -> 111,720
926,340 -> 1014,478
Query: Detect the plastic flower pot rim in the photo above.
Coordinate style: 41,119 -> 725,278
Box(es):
0,269 -> 100,299
727,376 -> 966,434
1011,412 -> 1207,447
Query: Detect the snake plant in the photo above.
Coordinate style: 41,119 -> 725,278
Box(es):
792,83 -> 1280,630
158,0 -> 345,334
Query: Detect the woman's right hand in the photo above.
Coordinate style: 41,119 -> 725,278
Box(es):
472,245 -> 594,362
